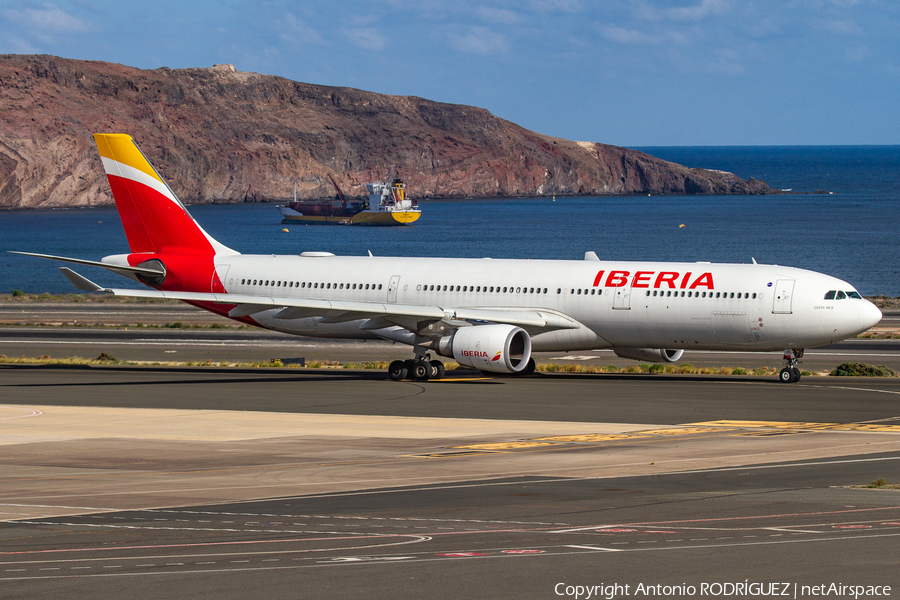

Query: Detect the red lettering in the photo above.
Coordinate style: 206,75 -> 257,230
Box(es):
632,271 -> 653,288
606,270 -> 630,288
592,270 -> 605,287
654,272 -> 679,289
680,272 -> 692,289
689,272 -> 714,289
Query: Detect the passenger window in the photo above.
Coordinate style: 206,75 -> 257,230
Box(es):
836,291 -> 847,299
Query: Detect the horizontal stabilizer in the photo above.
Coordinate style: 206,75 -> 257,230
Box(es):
9,251 -> 166,277
59,267 -> 108,292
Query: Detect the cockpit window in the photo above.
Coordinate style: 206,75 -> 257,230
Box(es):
835,291 -> 847,299
824,290 -> 836,300
846,291 -> 863,299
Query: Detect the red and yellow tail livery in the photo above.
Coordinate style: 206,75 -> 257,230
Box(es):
93,134 -> 236,293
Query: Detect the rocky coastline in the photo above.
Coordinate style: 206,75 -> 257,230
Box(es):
0,55 -> 775,209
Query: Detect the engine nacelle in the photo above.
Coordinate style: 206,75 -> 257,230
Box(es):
437,324 -> 532,373
613,348 -> 684,363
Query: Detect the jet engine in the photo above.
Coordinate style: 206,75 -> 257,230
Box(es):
613,348 -> 684,363
436,324 -> 532,373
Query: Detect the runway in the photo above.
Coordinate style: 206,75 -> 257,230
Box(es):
3,461 -> 900,600
2,304 -> 900,598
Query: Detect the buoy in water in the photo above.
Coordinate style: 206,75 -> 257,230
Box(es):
679,224 -> 686,228
282,228 -> 289,232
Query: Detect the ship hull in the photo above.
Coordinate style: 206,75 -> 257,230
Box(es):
279,205 -> 420,226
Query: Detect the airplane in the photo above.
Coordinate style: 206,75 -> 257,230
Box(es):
11,133 -> 883,383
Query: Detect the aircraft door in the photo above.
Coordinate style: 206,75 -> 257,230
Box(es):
387,275 -> 401,303
213,264 -> 230,292
772,279 -> 795,314
612,285 -> 632,310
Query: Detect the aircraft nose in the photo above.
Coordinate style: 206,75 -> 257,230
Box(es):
859,300 -> 883,331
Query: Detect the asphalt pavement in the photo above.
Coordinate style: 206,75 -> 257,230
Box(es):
2,304 -> 900,598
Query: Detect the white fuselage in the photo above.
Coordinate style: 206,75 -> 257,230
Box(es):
214,254 -> 882,353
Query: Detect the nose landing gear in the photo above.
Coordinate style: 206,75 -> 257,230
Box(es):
779,349 -> 804,383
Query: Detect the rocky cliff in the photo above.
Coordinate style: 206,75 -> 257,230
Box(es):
0,55 -> 774,209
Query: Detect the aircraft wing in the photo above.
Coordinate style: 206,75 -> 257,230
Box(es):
59,267 -> 580,335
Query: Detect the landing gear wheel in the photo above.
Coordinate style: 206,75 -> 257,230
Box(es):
430,360 -> 446,379
411,360 -> 432,381
780,348 -> 803,384
388,360 -> 408,381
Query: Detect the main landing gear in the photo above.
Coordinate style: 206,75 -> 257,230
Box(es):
388,355 -> 446,381
779,348 -> 804,383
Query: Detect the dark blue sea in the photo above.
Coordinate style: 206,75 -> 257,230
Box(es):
2,146 -> 898,296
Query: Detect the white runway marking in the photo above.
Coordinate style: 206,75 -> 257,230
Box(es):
0,406 -> 42,421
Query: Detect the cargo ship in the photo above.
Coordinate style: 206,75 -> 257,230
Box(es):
278,174 -> 421,225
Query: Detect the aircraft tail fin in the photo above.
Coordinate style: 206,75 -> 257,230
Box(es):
93,134 -> 236,256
